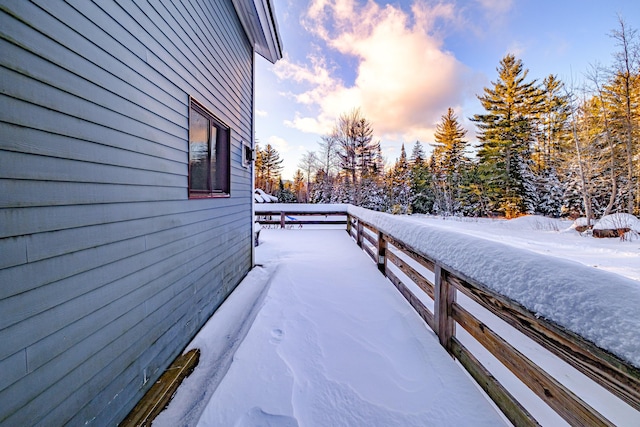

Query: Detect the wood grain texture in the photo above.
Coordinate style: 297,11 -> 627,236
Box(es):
449,274 -> 640,412
386,269 -> 435,330
346,210 -> 640,424
434,266 -> 455,352
385,249 -> 434,300
452,303 -> 613,426
384,235 -> 436,273
451,338 -> 539,427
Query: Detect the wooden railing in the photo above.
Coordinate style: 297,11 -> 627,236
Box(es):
346,212 -> 640,427
254,206 -> 640,425
254,209 -> 348,228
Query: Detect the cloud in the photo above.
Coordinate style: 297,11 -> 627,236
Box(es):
274,0 -> 475,143
506,40 -> 526,57
469,0 -> 513,34
284,114 -> 334,134
256,109 -> 268,117
475,0 -> 513,15
267,135 -> 291,153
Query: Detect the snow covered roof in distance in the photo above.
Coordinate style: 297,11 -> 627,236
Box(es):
347,206 -> 640,368
254,189 -> 278,203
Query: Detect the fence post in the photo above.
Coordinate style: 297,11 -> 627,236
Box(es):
357,220 -> 363,248
280,211 -> 285,229
434,265 -> 455,353
346,214 -> 352,236
377,231 -> 386,275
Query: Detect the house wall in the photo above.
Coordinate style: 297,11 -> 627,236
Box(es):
0,0 -> 255,425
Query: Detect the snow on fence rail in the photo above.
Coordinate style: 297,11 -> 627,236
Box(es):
254,204 -> 640,426
254,203 -> 349,227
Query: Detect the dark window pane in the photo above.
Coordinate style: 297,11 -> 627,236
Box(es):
190,108 -> 210,191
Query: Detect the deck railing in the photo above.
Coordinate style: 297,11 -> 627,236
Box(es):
254,210 -> 348,228
255,205 -> 640,426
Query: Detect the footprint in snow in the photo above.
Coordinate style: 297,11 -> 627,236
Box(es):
269,328 -> 284,344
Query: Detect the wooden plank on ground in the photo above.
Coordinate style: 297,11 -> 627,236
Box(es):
119,349 -> 200,427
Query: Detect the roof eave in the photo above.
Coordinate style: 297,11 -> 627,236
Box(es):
232,0 -> 283,63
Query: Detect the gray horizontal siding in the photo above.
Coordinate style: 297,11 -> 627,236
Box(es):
1,234 -> 250,425
0,0 -> 256,425
0,197 -> 251,239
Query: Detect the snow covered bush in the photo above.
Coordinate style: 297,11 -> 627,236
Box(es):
593,213 -> 640,239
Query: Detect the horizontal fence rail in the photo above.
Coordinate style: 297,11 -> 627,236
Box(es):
254,206 -> 640,426
346,212 -> 640,427
255,210 -> 348,228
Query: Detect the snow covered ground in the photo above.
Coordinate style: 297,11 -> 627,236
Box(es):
405,213 -> 640,282
156,207 -> 640,426
155,229 -> 508,426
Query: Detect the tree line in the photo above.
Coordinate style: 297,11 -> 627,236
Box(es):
256,18 -> 640,220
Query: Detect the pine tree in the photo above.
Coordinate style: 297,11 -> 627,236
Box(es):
293,169 -> 306,202
528,75 -> 571,217
410,141 -> 425,165
472,54 -> 544,217
257,143 -> 284,194
254,142 -> 266,192
433,108 -> 469,214
310,169 -> 333,203
276,178 -> 296,203
409,141 -> 434,213
387,144 -> 412,214
534,75 -> 571,171
458,163 -> 491,217
434,108 -> 468,175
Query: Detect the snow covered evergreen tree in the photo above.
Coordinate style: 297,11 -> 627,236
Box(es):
276,178 -> 297,203
409,141 -> 434,213
472,54 -> 543,217
309,169 -> 333,203
387,144 -> 412,214
433,108 -> 469,215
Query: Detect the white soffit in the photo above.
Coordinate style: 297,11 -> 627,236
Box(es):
232,0 -> 283,63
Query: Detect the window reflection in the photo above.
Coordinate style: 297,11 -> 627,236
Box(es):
189,109 -> 209,191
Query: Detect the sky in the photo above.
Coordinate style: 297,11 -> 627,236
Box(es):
254,0 -> 640,181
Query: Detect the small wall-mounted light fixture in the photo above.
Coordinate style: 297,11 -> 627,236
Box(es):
242,141 -> 254,168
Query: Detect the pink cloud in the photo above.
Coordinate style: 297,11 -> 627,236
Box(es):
275,0 -> 476,143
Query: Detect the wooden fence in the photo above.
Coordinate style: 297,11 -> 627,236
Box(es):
255,208 -> 640,425
254,210 -> 348,228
